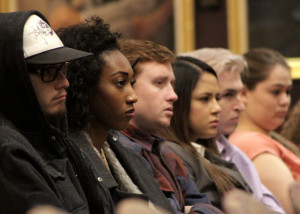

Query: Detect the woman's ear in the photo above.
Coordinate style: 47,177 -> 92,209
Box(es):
240,85 -> 249,105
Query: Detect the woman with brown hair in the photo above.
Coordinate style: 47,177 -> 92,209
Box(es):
229,48 -> 300,214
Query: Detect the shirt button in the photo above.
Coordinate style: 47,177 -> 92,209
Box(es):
112,137 -> 117,141
97,177 -> 103,182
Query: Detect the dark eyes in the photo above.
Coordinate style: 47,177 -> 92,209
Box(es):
223,92 -> 234,97
116,79 -> 136,88
219,92 -> 235,100
154,79 -> 168,87
153,78 -> 175,89
156,80 -> 163,85
271,89 -> 291,96
200,97 -> 209,102
116,80 -> 126,87
271,90 -> 280,96
198,95 -> 219,103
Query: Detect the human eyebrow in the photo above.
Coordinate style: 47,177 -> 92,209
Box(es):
194,92 -> 212,98
219,89 -> 238,95
271,83 -> 292,88
223,89 -> 238,93
203,92 -> 213,96
131,56 -> 140,69
111,71 -> 129,77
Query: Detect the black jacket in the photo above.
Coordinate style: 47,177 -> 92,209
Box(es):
70,130 -> 175,214
0,116 -> 89,214
0,10 -> 90,213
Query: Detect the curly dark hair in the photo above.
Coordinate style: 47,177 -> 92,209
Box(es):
57,16 -> 120,130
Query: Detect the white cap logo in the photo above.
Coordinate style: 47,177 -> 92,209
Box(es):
23,15 -> 64,59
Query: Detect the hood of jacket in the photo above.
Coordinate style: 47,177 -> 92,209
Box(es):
0,10 -> 70,158
0,10 -> 62,134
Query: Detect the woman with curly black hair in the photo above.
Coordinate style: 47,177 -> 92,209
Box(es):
58,16 -> 134,132
57,17 -> 175,214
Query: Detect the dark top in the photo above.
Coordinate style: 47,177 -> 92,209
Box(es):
115,125 -> 224,214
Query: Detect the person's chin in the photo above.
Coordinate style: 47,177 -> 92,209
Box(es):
210,129 -> 218,137
227,126 -> 237,134
44,108 -> 66,122
47,104 -> 66,115
46,108 -> 66,117
116,122 -> 130,131
159,120 -> 171,128
270,120 -> 284,131
219,128 -> 235,136
202,131 -> 217,139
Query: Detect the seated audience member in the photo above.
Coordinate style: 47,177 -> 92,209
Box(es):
57,17 -> 175,213
0,10 -> 95,214
184,48 -> 284,214
115,39 -> 224,214
228,48 -> 300,214
159,56 -> 253,209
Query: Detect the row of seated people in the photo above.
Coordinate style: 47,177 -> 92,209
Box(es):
0,9 -> 300,214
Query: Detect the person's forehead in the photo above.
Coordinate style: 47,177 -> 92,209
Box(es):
137,61 -> 173,78
263,64 -> 291,83
102,51 -> 131,69
218,70 -> 243,90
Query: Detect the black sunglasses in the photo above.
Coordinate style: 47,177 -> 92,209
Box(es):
27,62 -> 68,82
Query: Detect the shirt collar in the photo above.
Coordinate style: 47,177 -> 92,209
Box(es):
216,134 -> 226,154
191,142 -> 205,157
216,133 -> 233,161
121,124 -> 164,152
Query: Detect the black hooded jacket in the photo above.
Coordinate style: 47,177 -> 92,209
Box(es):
0,10 -> 91,214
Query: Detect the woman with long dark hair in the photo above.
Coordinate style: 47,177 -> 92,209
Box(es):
159,56 -> 252,209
